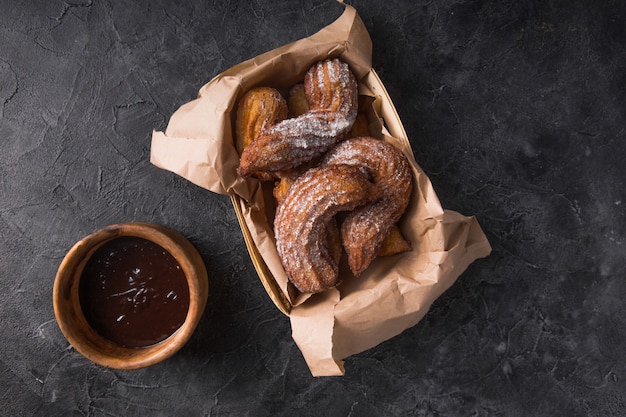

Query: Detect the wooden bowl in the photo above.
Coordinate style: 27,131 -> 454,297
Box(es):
53,222 -> 209,369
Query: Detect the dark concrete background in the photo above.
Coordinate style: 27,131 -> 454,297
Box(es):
1,0 -> 624,415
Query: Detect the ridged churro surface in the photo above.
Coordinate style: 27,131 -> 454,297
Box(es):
274,164 -> 381,293
322,137 -> 413,276
237,59 -> 358,177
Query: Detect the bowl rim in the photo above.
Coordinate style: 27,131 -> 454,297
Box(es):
53,222 -> 208,369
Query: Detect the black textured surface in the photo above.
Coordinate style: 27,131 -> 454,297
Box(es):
1,0 -> 624,415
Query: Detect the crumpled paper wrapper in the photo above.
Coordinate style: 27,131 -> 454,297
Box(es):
150,3 -> 491,376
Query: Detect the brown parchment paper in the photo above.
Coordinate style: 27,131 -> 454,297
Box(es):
150,3 -> 491,377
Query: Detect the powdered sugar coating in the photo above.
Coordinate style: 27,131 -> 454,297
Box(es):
274,165 -> 381,294
237,59 -> 358,176
321,137 -> 413,276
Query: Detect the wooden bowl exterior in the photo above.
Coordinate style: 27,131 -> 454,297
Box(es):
53,223 -> 208,369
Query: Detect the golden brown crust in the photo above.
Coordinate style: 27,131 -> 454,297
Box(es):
272,167 -> 344,278
271,157 -> 320,204
237,59 -> 358,177
287,83 -> 309,117
235,61 -> 414,289
274,165 -> 382,294
321,137 -> 413,276
377,224 -> 412,257
274,175 -> 343,272
235,87 -> 288,156
272,176 -> 295,205
325,218 -> 343,266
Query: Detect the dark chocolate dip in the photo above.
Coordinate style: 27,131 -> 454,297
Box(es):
79,236 -> 190,348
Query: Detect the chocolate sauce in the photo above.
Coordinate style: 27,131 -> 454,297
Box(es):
79,236 -> 189,348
